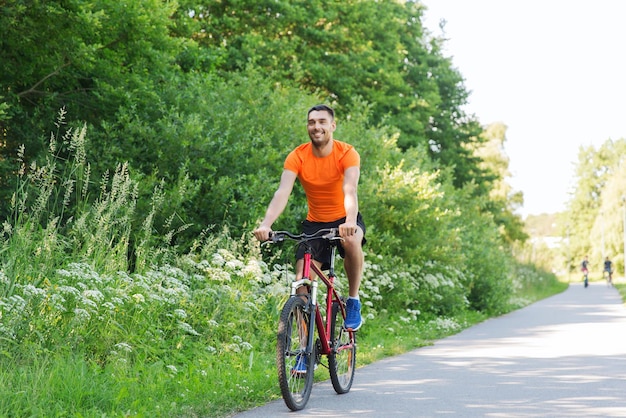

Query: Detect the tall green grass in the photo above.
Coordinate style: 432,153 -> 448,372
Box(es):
0,111 -> 285,416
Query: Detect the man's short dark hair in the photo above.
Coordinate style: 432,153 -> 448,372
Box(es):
308,104 -> 334,120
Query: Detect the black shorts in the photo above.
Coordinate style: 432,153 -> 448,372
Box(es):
295,212 -> 366,270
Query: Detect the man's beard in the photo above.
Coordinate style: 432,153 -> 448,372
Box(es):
310,131 -> 330,148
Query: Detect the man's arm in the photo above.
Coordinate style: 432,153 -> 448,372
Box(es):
340,165 -> 360,236
253,169 -> 297,241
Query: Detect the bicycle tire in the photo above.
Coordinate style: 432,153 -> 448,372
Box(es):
328,299 -> 356,394
276,296 -> 315,411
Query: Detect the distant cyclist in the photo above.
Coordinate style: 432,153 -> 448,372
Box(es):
581,256 -> 590,287
603,256 -> 613,285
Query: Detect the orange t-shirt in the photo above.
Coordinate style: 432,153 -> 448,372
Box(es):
284,140 -> 360,222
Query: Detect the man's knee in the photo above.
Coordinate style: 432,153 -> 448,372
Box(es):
342,235 -> 362,252
343,243 -> 363,261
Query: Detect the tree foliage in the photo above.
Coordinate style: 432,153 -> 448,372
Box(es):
0,0 -> 192,210
564,139 -> 626,273
1,0 -> 527,315
172,0 -> 494,191
474,123 -> 527,243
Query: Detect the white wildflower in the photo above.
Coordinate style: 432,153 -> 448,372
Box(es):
22,284 -> 46,298
73,308 -> 91,322
178,321 -> 200,336
132,293 -> 145,303
173,309 -> 187,319
102,302 -> 116,311
114,342 -> 133,353
225,259 -> 244,271
428,317 -> 461,332
217,248 -> 236,261
210,252 -> 225,267
244,259 -> 266,278
82,289 -> 104,303
227,343 -> 241,353
204,267 -> 231,282
111,297 -> 125,305
58,285 -> 81,298
50,293 -> 67,311
7,295 -> 26,311
80,297 -> 98,310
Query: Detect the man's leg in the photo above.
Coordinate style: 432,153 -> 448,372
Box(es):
342,228 -> 364,297
342,227 -> 364,330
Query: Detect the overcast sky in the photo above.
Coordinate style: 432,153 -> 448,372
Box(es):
421,0 -> 626,217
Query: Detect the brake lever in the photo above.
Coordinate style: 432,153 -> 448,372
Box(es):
269,232 -> 285,243
322,228 -> 340,240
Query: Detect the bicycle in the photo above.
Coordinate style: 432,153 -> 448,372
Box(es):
603,269 -> 613,286
582,269 -> 589,288
267,228 -> 357,411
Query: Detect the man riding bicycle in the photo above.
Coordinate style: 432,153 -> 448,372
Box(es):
604,256 -> 613,283
581,255 -> 590,287
581,256 -> 590,275
253,104 -> 366,332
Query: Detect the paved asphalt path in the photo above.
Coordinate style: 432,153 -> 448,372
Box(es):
231,281 -> 626,417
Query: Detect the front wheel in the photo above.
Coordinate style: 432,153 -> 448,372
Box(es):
328,299 -> 356,394
276,296 -> 315,411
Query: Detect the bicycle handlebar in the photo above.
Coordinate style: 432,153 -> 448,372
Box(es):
268,228 -> 340,244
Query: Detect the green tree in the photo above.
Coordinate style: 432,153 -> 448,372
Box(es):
0,0 -> 191,218
589,148 -> 626,273
565,138 -> 626,270
174,0 -> 492,191
472,122 -> 527,243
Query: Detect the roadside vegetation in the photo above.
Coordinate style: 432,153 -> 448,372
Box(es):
0,1 -> 597,417
0,116 -> 566,417
615,283 -> 626,302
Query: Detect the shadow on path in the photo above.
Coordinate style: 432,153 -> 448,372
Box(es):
232,282 -> 626,417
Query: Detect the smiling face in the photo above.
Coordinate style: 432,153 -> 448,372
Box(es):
307,109 -> 336,151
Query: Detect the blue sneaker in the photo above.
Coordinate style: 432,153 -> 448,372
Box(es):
344,298 -> 362,330
291,354 -> 308,376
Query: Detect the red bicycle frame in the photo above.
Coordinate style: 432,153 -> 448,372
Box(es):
293,244 -> 349,358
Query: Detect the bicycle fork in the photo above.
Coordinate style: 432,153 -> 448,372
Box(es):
290,265 -> 319,363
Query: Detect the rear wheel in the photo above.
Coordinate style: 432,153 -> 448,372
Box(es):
328,299 -> 356,394
276,296 -> 315,411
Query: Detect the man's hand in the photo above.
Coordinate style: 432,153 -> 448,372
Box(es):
338,221 -> 358,238
253,225 -> 272,242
